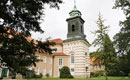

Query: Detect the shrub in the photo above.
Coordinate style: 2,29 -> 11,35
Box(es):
90,72 -> 96,77
46,73 -> 49,78
60,66 -> 73,78
33,73 -> 43,78
128,73 -> 130,78
24,70 -> 35,78
90,70 -> 105,77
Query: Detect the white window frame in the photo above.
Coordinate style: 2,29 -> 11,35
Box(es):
42,68 -> 46,75
58,68 -> 61,76
37,55 -> 40,60
49,68 -> 52,75
70,54 -> 74,64
49,58 -> 52,64
43,56 -> 46,63
58,58 -> 62,66
71,68 -> 75,75
36,67 -> 39,75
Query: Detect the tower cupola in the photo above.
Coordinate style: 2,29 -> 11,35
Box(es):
65,0 -> 86,41
69,0 -> 82,18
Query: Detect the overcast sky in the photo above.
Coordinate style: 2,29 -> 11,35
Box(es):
32,0 -> 126,52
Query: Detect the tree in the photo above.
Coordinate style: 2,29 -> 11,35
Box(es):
0,0 -> 62,35
60,66 -> 73,78
114,0 -> 130,76
92,13 -> 109,52
0,0 -> 62,78
0,28 -> 56,78
92,13 -> 118,80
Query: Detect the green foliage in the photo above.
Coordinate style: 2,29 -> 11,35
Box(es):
24,72 -> 43,79
46,73 -> 50,78
90,70 -> 105,77
92,13 -> 117,69
114,0 -> 130,76
60,66 -> 73,78
13,77 -> 130,80
23,70 -> 35,78
90,72 -> 97,77
0,0 -> 61,77
128,73 -> 130,78
0,27 -> 56,77
33,73 -> 43,78
92,13 -> 119,80
92,13 -> 109,51
0,0 -> 62,35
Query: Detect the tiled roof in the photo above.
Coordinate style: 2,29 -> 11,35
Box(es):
52,52 -> 68,56
49,38 -> 63,44
90,58 -> 94,65
90,58 -> 103,65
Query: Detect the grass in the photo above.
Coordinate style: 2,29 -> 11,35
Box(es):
26,76 -> 130,80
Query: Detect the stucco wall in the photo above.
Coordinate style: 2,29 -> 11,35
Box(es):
63,40 -> 90,78
53,56 -> 69,77
33,54 -> 53,77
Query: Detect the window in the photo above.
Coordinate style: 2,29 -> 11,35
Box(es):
85,52 -> 87,55
2,62 -> 7,68
43,56 -> 46,63
36,67 -> 39,75
37,55 -> 40,60
42,68 -> 46,75
49,58 -> 52,64
71,68 -> 74,75
81,25 -> 83,33
72,25 -> 75,32
55,49 -> 57,52
71,54 -> 74,64
71,68 -> 74,72
58,68 -> 61,76
49,68 -> 52,75
58,58 -> 62,66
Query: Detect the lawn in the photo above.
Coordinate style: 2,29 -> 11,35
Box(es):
28,76 -> 130,80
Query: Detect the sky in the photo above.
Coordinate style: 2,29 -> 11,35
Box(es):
31,0 -> 126,52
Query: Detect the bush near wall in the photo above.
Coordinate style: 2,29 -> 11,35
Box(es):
33,73 -> 43,78
60,66 -> 73,78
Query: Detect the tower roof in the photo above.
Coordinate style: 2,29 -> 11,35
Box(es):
68,0 -> 82,18
73,0 -> 77,10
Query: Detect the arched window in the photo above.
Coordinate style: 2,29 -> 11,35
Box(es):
72,25 -> 75,32
71,54 -> 74,64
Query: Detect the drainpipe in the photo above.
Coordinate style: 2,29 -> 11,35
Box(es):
52,56 -> 55,77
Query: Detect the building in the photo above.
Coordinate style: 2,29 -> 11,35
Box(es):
90,58 -> 105,72
33,1 -> 91,78
0,0 -> 97,79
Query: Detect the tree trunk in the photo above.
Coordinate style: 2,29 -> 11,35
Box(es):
105,72 -> 108,80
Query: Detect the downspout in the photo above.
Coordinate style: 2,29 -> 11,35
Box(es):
52,56 -> 55,77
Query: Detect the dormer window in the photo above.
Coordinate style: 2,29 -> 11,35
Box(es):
72,25 -> 75,32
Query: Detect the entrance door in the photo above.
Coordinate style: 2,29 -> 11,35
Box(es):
1,68 -> 8,77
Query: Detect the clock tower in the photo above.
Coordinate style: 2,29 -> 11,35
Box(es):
63,0 -> 90,78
